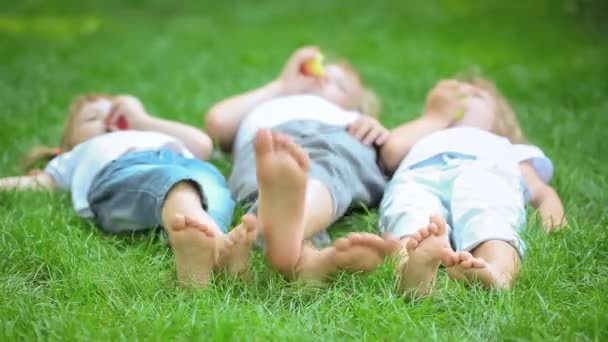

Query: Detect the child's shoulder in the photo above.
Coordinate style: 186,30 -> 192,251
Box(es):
513,144 -> 553,184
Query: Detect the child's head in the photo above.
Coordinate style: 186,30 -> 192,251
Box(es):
61,94 -> 116,149
458,76 -> 526,143
318,61 -> 381,118
22,93 -> 115,169
425,76 -> 526,143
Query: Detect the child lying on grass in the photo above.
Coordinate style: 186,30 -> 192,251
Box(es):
379,77 -> 567,297
205,46 -> 398,283
0,94 -> 256,288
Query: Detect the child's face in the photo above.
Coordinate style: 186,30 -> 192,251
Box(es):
427,80 -> 498,130
316,64 -> 364,111
68,98 -> 113,146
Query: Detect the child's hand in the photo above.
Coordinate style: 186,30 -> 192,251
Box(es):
106,95 -> 149,131
423,80 -> 467,125
277,46 -> 323,95
347,116 -> 390,146
543,215 -> 568,233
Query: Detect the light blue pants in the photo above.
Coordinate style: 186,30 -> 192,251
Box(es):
380,153 -> 526,257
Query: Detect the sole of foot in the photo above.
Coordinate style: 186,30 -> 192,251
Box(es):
255,129 -> 310,274
218,214 -> 258,278
399,214 -> 450,297
168,214 -> 218,288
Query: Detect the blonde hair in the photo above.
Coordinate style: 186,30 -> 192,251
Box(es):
336,61 -> 382,118
22,93 -> 114,170
458,74 -> 527,144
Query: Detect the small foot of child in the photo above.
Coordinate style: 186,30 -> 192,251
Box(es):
255,129 -> 309,273
442,251 -> 510,289
333,233 -> 399,272
297,233 -> 397,284
400,215 -> 450,297
168,214 -> 218,288
218,214 -> 258,278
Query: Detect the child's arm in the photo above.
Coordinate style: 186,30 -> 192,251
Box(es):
136,116 -> 213,160
205,47 -> 322,153
520,162 -> 567,232
205,81 -> 284,153
381,82 -> 469,174
109,96 -> 213,160
380,116 -> 451,174
0,173 -> 56,191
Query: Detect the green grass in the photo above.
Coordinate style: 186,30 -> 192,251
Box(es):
1,0 -> 607,340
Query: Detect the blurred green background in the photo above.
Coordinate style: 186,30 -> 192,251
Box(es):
1,0 -> 607,340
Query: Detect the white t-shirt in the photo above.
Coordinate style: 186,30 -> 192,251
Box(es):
44,131 -> 194,218
399,127 -> 554,183
233,94 -> 360,154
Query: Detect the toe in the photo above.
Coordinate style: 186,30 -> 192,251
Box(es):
201,226 -> 216,239
274,132 -> 290,150
355,233 -> 396,255
183,215 -> 199,228
294,148 -> 310,171
440,247 -> 458,266
350,233 -> 379,246
383,237 -> 401,254
411,231 -> 422,242
461,259 -> 474,268
430,214 -> 447,234
185,218 -> 216,238
241,214 -> 257,232
428,223 -> 438,235
471,257 -> 487,268
254,129 -> 274,156
419,227 -> 431,239
406,238 -> 419,251
334,237 -> 352,251
346,232 -> 363,242
283,138 -> 310,170
225,237 -> 236,248
169,213 -> 187,231
457,251 -> 473,262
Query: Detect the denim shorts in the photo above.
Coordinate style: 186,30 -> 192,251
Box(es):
87,148 -> 234,234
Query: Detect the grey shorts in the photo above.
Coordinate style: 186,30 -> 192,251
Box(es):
87,148 -> 235,234
228,120 -> 387,245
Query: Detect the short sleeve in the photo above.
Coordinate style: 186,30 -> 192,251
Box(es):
512,144 -> 554,184
44,150 -> 77,190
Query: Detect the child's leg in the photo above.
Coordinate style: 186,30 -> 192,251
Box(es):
301,179 -> 334,239
444,161 -> 526,289
218,214 -> 258,277
400,215 -> 452,297
379,164 -> 451,297
296,232 -> 399,284
442,240 -> 520,289
254,129 -> 395,281
161,181 -> 258,286
161,181 -> 221,287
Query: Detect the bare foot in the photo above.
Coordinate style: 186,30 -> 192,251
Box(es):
334,233 -> 399,272
347,232 -> 401,257
218,214 -> 258,277
444,251 -> 510,289
297,233 -> 398,284
167,214 -> 218,288
255,129 -> 310,275
399,215 -> 450,297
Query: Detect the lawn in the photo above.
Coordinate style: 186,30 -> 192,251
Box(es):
1,0 -> 607,340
